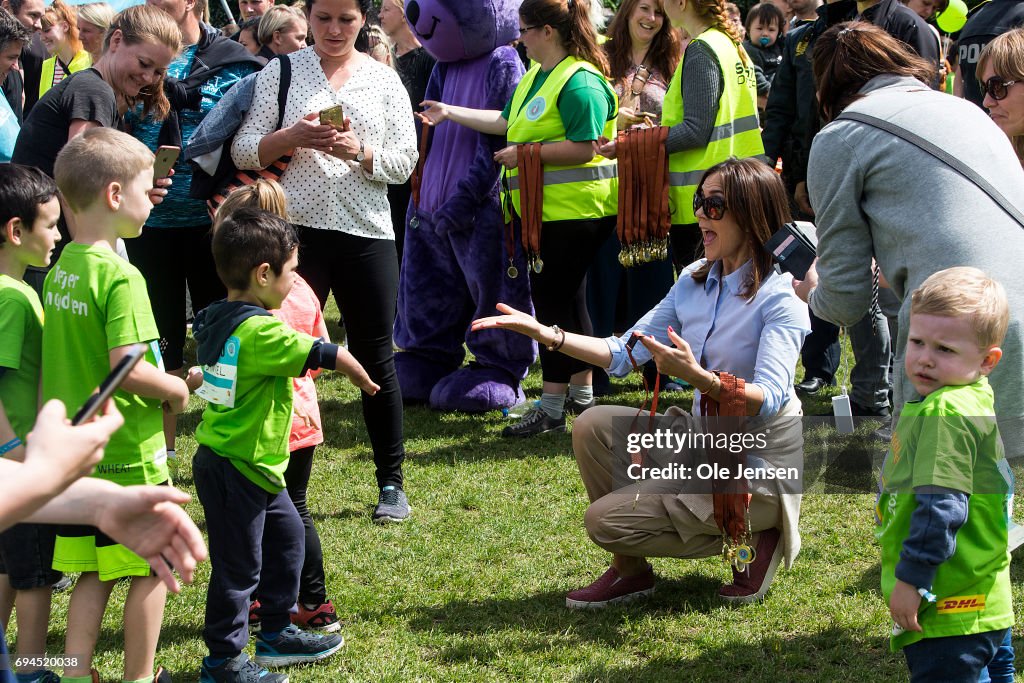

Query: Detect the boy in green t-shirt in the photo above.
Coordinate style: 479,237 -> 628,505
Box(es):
0,164 -> 63,683
42,128 -> 190,683
877,266 -> 1014,680
191,208 -> 377,683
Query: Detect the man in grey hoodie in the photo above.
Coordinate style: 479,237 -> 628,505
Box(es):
796,23 -> 1024,456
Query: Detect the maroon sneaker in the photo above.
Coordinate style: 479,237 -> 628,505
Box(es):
565,564 -> 656,609
718,527 -> 783,604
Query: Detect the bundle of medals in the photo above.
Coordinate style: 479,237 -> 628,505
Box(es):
517,142 -> 545,276
407,120 -> 431,231
615,125 -> 671,268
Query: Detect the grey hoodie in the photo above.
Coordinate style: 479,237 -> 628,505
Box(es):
807,75 -> 1024,456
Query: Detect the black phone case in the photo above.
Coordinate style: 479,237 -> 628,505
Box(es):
764,221 -> 817,280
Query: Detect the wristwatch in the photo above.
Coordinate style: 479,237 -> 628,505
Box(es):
355,141 -> 365,162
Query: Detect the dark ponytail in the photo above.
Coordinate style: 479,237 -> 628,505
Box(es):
520,0 -> 610,77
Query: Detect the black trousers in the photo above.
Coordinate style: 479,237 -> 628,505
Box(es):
529,216 -> 615,384
294,226 -> 405,489
125,225 -> 225,370
801,309 -> 841,384
284,445 -> 326,605
193,446 -> 304,658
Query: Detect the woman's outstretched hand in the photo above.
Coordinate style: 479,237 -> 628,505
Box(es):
638,326 -> 700,382
418,100 -> 449,127
471,303 -> 544,341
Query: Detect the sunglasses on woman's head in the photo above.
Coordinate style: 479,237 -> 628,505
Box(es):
693,188 -> 727,220
983,76 -> 1019,101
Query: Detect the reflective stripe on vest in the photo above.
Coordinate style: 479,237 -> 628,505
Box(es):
660,28 -> 763,224
39,50 -> 92,99
505,57 -> 618,222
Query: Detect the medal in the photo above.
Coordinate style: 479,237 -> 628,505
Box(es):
409,215 -> 419,229
532,257 -> 544,274
507,265 -> 518,279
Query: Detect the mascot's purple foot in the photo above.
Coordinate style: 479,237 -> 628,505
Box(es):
395,351 -> 458,405
429,366 -> 525,413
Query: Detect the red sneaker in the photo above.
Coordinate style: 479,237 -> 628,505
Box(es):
291,599 -> 342,632
565,564 -> 655,609
248,599 -> 261,632
718,527 -> 783,604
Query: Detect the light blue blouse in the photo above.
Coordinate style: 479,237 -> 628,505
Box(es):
605,259 -> 811,416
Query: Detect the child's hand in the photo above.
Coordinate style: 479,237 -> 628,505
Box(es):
348,367 -> 380,396
185,366 -> 204,393
889,580 -> 924,633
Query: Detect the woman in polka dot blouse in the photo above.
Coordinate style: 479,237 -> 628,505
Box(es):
232,0 -> 418,522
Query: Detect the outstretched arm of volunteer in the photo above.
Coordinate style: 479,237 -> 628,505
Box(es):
419,100 -> 509,136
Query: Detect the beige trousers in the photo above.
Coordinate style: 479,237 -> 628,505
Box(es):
572,405 -> 783,559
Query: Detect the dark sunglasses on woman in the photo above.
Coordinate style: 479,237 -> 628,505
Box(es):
983,76 -> 1019,101
693,188 -> 727,220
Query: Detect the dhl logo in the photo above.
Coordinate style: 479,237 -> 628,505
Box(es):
936,595 -> 986,614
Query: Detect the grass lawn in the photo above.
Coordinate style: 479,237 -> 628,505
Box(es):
30,302 -> 1024,682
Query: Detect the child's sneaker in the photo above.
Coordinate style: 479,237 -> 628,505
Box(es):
14,670 -> 61,683
291,600 -> 341,632
200,653 -> 288,683
248,599 -> 261,632
254,624 -> 344,667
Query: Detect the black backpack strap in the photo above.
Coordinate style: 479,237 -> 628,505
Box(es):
276,54 -> 291,131
838,111 -> 1024,229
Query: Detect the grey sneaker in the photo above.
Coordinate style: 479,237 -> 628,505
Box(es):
502,406 -> 566,437
372,486 -> 411,524
200,653 -> 288,682
254,624 -> 344,667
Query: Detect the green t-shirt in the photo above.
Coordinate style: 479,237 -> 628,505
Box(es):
194,315 -> 315,493
40,243 -> 167,486
501,68 -> 615,142
0,274 -> 44,441
876,378 -> 1013,650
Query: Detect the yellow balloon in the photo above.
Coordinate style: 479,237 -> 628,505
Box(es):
937,0 -> 968,33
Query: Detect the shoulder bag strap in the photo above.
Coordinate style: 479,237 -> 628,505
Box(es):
837,111 -> 1024,229
276,54 -> 291,131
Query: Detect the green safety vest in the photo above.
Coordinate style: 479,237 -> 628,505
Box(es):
661,28 -> 763,225
505,57 -> 618,222
40,50 -> 92,99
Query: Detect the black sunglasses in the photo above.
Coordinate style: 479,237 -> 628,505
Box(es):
983,76 -> 1019,101
692,188 -> 727,220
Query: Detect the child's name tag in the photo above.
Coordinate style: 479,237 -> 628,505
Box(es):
196,335 -> 240,408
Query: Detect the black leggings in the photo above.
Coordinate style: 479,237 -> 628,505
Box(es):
284,446 -> 326,605
529,216 -> 615,384
295,226 -> 405,490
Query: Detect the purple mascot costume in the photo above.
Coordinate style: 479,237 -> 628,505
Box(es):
395,0 -> 535,412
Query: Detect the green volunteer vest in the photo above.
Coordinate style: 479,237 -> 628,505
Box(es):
661,28 -> 763,224
39,50 -> 92,99
505,56 -> 618,222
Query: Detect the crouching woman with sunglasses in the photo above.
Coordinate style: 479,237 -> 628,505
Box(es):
472,158 -> 810,608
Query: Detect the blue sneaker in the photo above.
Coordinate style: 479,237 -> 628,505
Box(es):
14,670 -> 60,683
372,486 -> 411,524
254,624 -> 344,667
199,653 -> 287,682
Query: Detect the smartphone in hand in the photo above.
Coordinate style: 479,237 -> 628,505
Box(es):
72,343 -> 147,425
153,146 -> 180,181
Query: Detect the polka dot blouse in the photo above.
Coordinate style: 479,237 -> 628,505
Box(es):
232,46 -> 418,239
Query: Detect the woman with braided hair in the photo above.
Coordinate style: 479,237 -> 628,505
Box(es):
419,0 -> 618,438
600,0 -> 763,272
